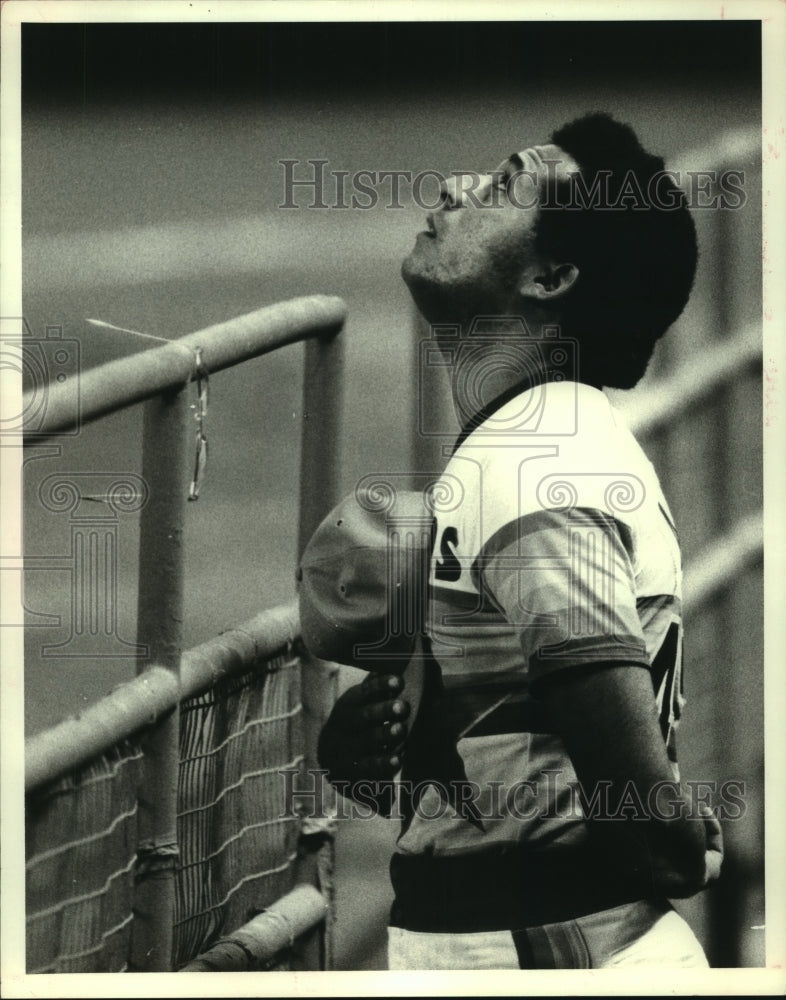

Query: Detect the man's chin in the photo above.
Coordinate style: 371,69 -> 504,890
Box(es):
401,256 -> 449,323
400,256 -> 428,308
400,249 -> 423,288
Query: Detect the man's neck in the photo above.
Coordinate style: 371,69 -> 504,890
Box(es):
445,321 -> 565,412
441,318 -> 603,453
448,361 -> 569,453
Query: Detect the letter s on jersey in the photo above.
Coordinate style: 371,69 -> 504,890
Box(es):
435,525 -> 461,582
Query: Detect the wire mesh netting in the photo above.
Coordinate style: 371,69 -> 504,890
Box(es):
25,644 -> 308,973
173,648 -> 304,968
25,740 -> 143,973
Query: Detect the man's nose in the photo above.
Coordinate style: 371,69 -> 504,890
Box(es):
439,172 -> 495,209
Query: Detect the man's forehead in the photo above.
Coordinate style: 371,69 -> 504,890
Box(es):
515,143 -> 580,182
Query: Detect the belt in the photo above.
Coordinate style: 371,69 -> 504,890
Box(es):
389,844 -> 658,933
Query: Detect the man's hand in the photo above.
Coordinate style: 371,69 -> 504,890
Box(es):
317,672 -> 411,789
649,805 -> 724,898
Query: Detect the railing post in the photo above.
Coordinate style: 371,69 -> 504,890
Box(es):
296,330 -> 344,970
297,333 -> 345,556
129,386 -> 189,972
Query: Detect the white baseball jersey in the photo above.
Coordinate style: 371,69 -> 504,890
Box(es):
395,379 -> 684,863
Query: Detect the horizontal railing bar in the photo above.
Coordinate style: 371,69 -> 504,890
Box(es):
25,665 -> 178,795
25,600 -> 299,793
683,511 -> 763,618
179,884 -> 328,972
668,126 -> 760,176
24,294 -> 347,442
623,324 -> 761,439
179,601 -> 299,701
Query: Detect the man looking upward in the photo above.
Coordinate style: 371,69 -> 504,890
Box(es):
316,112 -> 722,970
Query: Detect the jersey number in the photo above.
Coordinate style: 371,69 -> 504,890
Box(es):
650,620 -> 682,742
435,526 -> 461,582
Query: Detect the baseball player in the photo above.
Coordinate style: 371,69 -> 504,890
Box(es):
309,112 -> 723,969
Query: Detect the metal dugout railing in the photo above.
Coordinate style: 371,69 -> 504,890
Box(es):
24,294 -> 345,973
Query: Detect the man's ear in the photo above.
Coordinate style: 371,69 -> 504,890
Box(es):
519,261 -> 579,302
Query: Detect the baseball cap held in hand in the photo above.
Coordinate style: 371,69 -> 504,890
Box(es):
297,486 -> 435,672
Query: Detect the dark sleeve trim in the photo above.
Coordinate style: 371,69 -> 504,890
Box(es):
472,506 -> 631,591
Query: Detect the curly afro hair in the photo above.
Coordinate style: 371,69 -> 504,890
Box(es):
536,112 -> 698,389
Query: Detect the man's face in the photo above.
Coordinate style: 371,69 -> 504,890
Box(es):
401,143 -> 579,325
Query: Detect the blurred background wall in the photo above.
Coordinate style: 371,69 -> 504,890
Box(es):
20,18 -> 763,969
